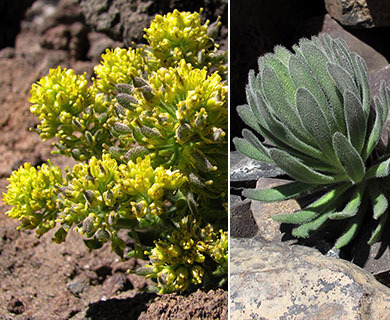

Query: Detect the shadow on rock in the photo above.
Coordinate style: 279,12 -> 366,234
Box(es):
85,293 -> 156,320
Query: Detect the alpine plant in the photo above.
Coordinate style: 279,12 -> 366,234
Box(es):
234,34 -> 390,249
2,10 -> 228,293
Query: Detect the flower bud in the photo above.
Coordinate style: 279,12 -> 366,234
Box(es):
112,122 -> 132,135
84,131 -> 94,146
212,127 -> 225,142
82,216 -> 94,234
71,148 -> 82,161
116,93 -> 138,110
140,85 -> 154,100
175,123 -> 192,143
133,77 -> 149,88
84,190 -> 99,207
72,118 -> 84,130
95,229 -> 110,242
115,83 -> 133,94
124,145 -> 149,162
140,125 -> 161,138
192,150 -> 216,172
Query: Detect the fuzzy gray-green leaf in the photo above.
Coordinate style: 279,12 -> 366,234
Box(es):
243,181 -> 314,202
233,137 -> 271,163
329,184 -> 364,219
366,157 -> 390,179
369,184 -> 388,220
296,87 -> 336,162
367,214 -> 388,245
289,55 -> 338,133
236,104 -> 261,134
269,148 -> 337,184
332,132 -> 365,184
334,199 -> 367,249
362,97 -> 386,160
327,62 -> 359,97
343,90 -> 366,153
299,42 -> 346,134
274,184 -> 350,224
242,129 -> 272,162
292,212 -> 330,238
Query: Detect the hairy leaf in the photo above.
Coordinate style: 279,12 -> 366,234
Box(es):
243,181 -> 314,202
332,132 -> 365,184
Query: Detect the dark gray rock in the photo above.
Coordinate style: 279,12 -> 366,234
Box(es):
0,0 -> 34,49
78,0 -> 228,47
230,199 -> 258,238
325,0 -> 390,28
319,14 -> 388,75
231,236 -> 390,319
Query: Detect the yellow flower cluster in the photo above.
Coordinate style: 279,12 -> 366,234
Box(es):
3,161 -> 62,236
149,60 -> 228,140
109,60 -> 228,195
144,9 -> 221,70
144,216 -> 227,293
3,9 -> 228,293
30,67 -> 91,140
94,48 -> 147,94
58,154 -> 186,240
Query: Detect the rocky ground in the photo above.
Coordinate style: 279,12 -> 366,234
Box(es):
0,1 -> 227,319
231,0 -> 390,318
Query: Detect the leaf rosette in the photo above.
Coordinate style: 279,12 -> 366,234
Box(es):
234,34 -> 390,248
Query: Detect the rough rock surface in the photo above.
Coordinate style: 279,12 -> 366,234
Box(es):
325,0 -> 390,28
230,199 -> 258,238
78,0 -> 228,48
230,236 -> 390,320
138,289 -> 228,320
320,14 -> 388,74
230,151 -> 284,185
250,178 -> 300,243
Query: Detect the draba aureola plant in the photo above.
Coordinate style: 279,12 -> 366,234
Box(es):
234,34 -> 390,249
3,10 -> 228,293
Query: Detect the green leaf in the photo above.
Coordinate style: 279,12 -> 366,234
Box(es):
273,210 -> 319,224
362,97 -> 386,160
84,238 -> 104,250
273,184 -> 350,224
273,45 -> 291,67
343,90 -> 366,153
243,181 -> 314,202
289,55 -> 338,134
251,85 -> 325,161
327,62 -> 359,98
262,66 -> 306,137
332,132 -> 365,184
369,184 -> 388,220
296,87 -> 336,162
292,212 -> 330,238
242,129 -> 272,162
329,184 -> 364,219
236,104 -> 262,134
334,197 -> 367,249
269,148 -> 337,184
261,53 -> 296,104
353,54 -> 371,118
366,157 -> 390,179
299,41 -> 346,134
367,214 -> 388,245
233,137 -> 271,162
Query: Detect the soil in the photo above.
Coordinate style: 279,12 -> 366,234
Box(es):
0,1 -> 228,319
